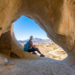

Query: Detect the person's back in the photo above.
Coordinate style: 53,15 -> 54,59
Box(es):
24,36 -> 45,57
24,41 -> 30,51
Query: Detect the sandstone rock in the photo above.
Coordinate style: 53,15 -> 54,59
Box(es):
0,54 -> 8,65
0,59 -> 75,75
0,0 -> 75,63
0,0 -> 75,74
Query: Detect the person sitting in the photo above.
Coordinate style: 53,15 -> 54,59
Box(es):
24,36 -> 44,57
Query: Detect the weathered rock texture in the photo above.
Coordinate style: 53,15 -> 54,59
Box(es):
1,59 -> 75,75
0,0 -> 75,74
0,0 -> 75,63
0,25 -> 40,59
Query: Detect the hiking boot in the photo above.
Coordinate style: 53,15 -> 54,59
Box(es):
40,54 -> 45,57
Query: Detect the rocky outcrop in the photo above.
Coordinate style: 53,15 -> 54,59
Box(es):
0,0 -> 75,63
0,25 -> 40,59
0,0 -> 75,74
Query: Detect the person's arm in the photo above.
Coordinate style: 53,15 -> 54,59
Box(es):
28,40 -> 34,48
30,41 -> 34,47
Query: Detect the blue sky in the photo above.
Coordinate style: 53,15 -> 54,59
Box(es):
13,16 -> 49,40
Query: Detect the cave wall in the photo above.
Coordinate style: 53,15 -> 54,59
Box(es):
0,31 -> 11,56
0,25 -> 41,59
0,0 -> 75,63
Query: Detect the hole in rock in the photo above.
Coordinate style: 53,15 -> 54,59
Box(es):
13,16 -> 68,60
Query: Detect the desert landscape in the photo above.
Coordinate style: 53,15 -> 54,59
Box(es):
20,38 -> 67,60
35,43 -> 67,60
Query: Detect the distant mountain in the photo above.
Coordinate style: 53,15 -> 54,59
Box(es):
18,38 -> 52,44
32,38 -> 42,41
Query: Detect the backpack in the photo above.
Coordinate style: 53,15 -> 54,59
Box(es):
24,41 -> 30,51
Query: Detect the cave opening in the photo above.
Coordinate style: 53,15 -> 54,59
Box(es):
13,15 -> 68,60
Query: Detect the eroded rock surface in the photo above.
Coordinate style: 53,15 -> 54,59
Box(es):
0,54 -> 8,65
0,0 -> 75,63
0,59 -> 75,75
0,0 -> 75,75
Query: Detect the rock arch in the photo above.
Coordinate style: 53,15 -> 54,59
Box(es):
0,0 -> 75,65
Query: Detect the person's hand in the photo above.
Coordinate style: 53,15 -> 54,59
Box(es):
33,45 -> 36,48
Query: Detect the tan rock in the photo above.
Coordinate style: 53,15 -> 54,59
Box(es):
0,0 -> 75,74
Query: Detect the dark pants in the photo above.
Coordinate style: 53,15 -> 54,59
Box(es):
28,47 -> 41,54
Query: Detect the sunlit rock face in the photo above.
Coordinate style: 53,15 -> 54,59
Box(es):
0,0 -> 75,70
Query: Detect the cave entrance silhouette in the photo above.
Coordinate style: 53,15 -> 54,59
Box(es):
13,16 -> 68,60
